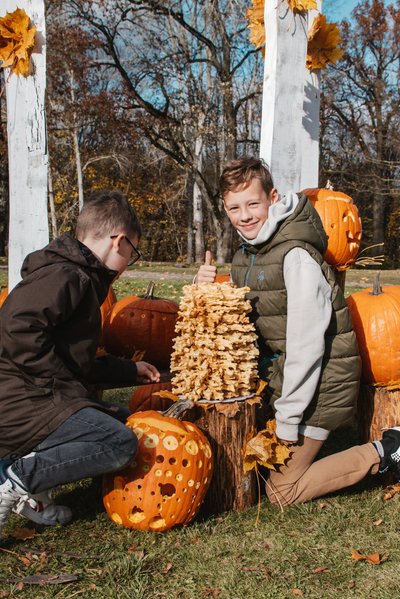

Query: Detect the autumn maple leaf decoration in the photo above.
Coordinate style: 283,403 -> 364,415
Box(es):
0,8 -> 36,77
244,419 -> 293,473
288,0 -> 318,12
307,14 -> 344,70
246,1 -> 343,72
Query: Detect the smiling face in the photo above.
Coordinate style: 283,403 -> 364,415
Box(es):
223,178 -> 279,240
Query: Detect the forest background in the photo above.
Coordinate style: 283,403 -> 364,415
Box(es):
0,0 -> 399,266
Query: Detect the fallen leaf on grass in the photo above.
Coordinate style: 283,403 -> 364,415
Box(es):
161,562 -> 173,574
19,554 -> 32,567
383,483 -> 400,500
312,566 -> 329,574
348,580 -> 356,589
290,589 -> 304,596
11,527 -> 36,540
373,518 -> 383,526
351,549 -> 388,564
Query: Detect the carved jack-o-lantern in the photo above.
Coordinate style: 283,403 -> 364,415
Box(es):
302,188 -> 362,269
102,410 -> 213,531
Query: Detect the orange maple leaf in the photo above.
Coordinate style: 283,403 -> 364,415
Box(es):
351,549 -> 388,565
288,0 -> 317,12
0,8 -> 36,77
244,419 -> 293,472
307,14 -> 344,71
246,0 -> 265,56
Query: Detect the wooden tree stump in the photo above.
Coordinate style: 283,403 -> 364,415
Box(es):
358,384 -> 400,443
184,400 -> 262,514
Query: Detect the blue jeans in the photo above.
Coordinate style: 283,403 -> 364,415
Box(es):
11,407 -> 137,494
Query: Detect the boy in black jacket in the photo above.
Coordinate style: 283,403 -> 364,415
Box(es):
0,190 -> 159,535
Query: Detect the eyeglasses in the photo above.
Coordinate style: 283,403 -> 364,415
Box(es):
110,235 -> 141,266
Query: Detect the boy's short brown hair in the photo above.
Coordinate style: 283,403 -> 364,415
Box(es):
219,157 -> 274,199
75,190 -> 141,241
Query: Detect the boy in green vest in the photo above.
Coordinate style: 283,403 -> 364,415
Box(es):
196,156 -> 400,506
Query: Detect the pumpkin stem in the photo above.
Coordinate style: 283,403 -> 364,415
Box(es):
144,281 -> 156,299
325,179 -> 334,190
163,399 -> 194,419
369,272 -> 383,296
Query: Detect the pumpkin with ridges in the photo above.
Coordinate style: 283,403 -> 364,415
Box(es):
103,282 -> 178,368
129,382 -> 174,413
346,273 -> 400,388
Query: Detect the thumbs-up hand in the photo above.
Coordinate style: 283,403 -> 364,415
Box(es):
195,250 -> 217,283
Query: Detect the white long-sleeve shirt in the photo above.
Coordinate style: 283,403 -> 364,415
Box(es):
275,247 -> 332,442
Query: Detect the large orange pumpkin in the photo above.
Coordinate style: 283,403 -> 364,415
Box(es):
302,187 -> 362,269
103,410 -> 213,531
0,287 -> 8,308
129,382 -> 174,413
99,287 -> 117,347
346,274 -> 400,387
103,282 -> 179,368
215,273 -> 231,283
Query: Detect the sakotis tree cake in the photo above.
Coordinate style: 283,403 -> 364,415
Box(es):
170,283 -> 259,401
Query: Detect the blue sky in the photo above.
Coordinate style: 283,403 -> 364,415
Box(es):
324,0 -> 390,21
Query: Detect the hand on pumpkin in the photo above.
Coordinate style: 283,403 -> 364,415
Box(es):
136,361 -> 160,384
195,250 -> 217,283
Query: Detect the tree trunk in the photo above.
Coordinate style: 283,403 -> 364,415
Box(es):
47,155 -> 58,238
186,174 -> 194,264
358,383 -> 400,443
215,213 -> 233,264
69,70 -> 84,210
193,128 -> 205,262
186,401 -> 260,513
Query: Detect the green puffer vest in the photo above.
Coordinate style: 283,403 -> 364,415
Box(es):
231,193 -> 361,431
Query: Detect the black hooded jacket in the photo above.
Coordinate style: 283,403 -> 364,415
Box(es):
0,234 -> 138,459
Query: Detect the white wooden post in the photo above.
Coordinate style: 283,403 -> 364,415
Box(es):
3,0 -> 49,291
260,2 -> 309,195
300,1 -> 322,189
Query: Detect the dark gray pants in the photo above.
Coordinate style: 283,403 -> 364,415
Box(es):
11,407 -> 137,494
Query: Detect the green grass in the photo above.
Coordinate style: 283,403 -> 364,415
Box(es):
1,449 -> 400,598
1,267 -> 400,597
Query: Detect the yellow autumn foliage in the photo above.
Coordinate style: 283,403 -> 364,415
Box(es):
307,14 -> 344,70
0,8 -> 36,77
243,419 -> 293,472
246,1 -> 343,71
287,0 -> 317,12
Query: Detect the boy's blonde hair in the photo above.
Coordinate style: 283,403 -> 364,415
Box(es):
75,190 -> 141,241
220,157 -> 274,199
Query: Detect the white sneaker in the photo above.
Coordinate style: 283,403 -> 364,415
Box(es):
0,477 -> 28,532
13,490 -> 72,526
